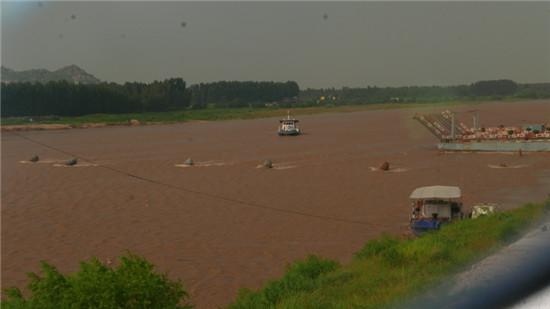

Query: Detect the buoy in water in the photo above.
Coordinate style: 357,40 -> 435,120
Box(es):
184,158 -> 194,166
65,158 -> 78,166
379,161 -> 390,171
263,159 -> 273,169
29,155 -> 40,163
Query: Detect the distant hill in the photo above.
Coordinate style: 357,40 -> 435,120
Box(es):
1,65 -> 100,84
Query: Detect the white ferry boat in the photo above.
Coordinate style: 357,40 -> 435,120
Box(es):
278,111 -> 301,136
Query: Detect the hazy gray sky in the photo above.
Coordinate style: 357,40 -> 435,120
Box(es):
2,1 -> 550,88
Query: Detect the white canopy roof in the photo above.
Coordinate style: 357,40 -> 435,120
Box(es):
409,186 -> 461,200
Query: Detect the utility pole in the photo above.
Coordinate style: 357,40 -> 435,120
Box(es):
468,109 -> 479,131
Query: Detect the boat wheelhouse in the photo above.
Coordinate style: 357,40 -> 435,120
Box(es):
278,111 -> 301,136
409,185 -> 464,235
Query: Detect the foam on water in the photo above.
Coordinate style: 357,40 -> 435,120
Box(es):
255,162 -> 298,170
369,166 -> 409,173
488,164 -> 529,169
19,159 -> 60,164
52,163 -> 98,168
175,160 -> 229,168
273,164 -> 298,170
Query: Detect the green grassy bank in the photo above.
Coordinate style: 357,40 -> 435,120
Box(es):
0,101 -> 478,127
228,200 -> 549,309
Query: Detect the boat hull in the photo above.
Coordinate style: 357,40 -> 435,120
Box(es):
278,130 -> 300,136
410,219 -> 442,236
438,140 -> 550,152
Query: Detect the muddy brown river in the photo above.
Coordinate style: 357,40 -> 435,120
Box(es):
2,100 -> 550,308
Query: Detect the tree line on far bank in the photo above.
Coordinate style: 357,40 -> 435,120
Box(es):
300,80 -> 550,105
1,79 -> 548,117
0,80 -> 300,117
1,79 -> 190,117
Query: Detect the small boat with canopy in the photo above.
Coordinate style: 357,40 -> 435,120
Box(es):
409,185 -> 464,235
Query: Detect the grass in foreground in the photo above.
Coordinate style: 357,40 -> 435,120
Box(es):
1,101 -> 478,126
229,200 -> 549,309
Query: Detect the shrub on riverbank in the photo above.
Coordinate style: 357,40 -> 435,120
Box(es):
2,253 -> 192,309
229,200 -> 549,308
